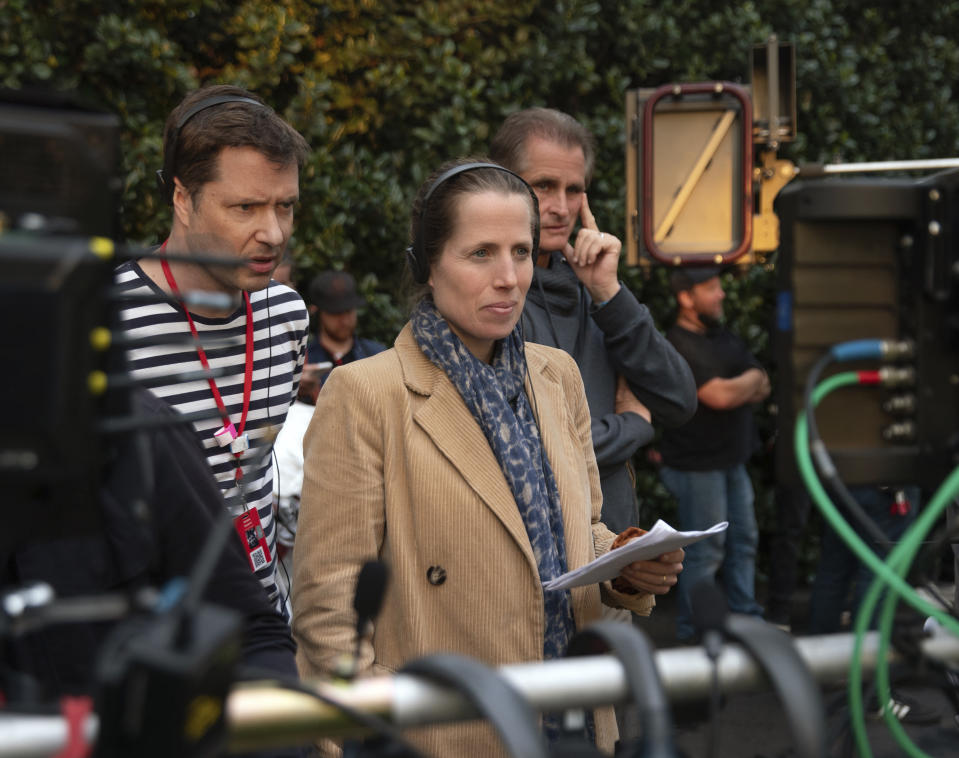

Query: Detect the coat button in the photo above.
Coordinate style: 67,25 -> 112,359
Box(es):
426,565 -> 447,585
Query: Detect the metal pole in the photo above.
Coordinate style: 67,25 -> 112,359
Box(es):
0,713 -> 98,757
799,158 -> 959,176
3,632 -> 959,756
229,630 -> 959,750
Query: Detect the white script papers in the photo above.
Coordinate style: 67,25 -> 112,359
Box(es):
543,519 -> 728,591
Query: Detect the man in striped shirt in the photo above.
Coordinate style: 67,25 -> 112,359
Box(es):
116,84 -> 311,619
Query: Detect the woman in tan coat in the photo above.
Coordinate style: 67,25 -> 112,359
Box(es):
292,160 -> 683,756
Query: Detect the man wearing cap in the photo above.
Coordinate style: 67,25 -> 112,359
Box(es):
659,267 -> 770,642
305,270 -> 386,385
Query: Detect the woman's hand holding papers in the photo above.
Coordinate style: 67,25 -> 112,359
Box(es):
617,548 -> 685,595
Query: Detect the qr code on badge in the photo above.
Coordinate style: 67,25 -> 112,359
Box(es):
250,547 -> 267,570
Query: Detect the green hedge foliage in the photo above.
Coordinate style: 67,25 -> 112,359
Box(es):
6,0 -> 959,581
7,0 -> 959,324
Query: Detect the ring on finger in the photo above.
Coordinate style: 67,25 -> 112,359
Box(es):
662,575 -> 667,585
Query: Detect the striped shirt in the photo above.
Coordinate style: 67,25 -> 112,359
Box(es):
115,260 -> 308,618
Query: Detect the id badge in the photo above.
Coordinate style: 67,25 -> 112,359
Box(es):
233,508 -> 272,573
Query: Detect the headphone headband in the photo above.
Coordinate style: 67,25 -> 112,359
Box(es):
406,161 -> 540,284
156,94 -> 267,205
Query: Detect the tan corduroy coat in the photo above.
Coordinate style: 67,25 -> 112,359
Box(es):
293,324 -> 655,757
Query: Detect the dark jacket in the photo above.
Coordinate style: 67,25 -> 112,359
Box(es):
522,252 -> 697,533
6,390 -> 298,699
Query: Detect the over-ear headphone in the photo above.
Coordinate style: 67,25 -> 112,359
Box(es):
155,94 -> 265,205
405,161 -> 541,285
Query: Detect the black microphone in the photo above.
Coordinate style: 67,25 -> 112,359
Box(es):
690,580 -> 728,758
354,560 -> 388,639
340,561 -> 392,758
340,560 -> 388,680
690,579 -> 728,661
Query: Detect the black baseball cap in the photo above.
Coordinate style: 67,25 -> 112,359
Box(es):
308,270 -> 365,313
668,266 -> 722,294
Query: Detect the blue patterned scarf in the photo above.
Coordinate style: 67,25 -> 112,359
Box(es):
411,299 -> 576,660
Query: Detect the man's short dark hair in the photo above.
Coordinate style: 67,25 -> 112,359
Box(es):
490,107 -> 596,186
162,84 -> 310,202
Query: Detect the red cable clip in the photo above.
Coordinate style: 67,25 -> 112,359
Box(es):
54,696 -> 93,758
890,490 -> 911,517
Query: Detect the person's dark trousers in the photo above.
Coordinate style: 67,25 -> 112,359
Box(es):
809,486 -> 918,634
661,463 -> 764,641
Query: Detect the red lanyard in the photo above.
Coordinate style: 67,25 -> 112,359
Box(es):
160,254 -> 254,478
